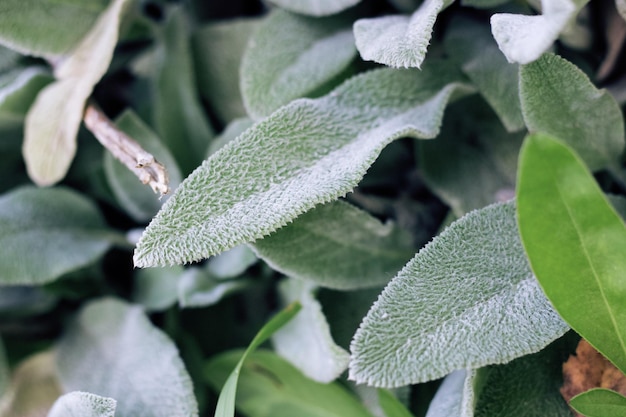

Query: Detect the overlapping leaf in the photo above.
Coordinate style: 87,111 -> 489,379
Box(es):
353,0 -> 451,68
251,200 -> 414,289
570,389 -> 626,417
134,62 -> 472,267
48,392 -> 116,417
265,0 -> 361,17
349,201 -> 569,387
241,9 -> 356,119
424,370 -> 476,417
0,187 -> 115,285
519,53 -> 624,171
56,298 -> 199,417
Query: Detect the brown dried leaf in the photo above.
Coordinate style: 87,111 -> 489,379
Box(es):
561,339 -> 626,416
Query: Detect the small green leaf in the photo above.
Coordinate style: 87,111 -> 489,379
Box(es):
207,245 -> 258,279
272,279 -> 349,383
211,302 -> 301,417
378,389 -> 415,417
349,201 -> 569,387
134,62 -> 472,267
56,298 -> 199,417
241,9 -> 356,120
205,350 -> 374,417
151,7 -> 214,173
177,268 -> 249,308
519,53 -> 624,171
570,388 -> 626,417
491,0 -> 589,64
23,0 -> 131,186
132,266 -> 183,312
424,370 -> 477,417
0,0 -> 108,58
104,110 -> 182,222
47,392 -> 116,417
265,0 -> 362,17
0,186 -> 114,285
353,0 -> 451,69
192,18 -> 260,124
251,200 -> 414,289
517,133 -> 626,375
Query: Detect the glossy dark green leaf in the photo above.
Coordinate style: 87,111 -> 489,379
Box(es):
517,133 -> 626,375
570,388 -> 626,417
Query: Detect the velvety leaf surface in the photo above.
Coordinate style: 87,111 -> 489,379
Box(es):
241,9 -> 356,120
265,0 -> 362,17
47,392 -> 116,417
491,0 -> 588,64
104,110 -> 182,222
207,245 -> 258,279
0,186 -> 114,285
193,19 -> 260,124
570,389 -> 626,417
152,7 -> 214,173
444,18 -> 524,132
23,0 -> 130,185
251,200 -> 414,289
56,298 -> 199,417
519,53 -> 624,171
272,279 -> 350,383
205,350 -> 375,417
349,201 -> 569,387
353,0 -> 450,69
424,370 -> 476,417
0,0 -> 108,58
419,98 -> 522,216
517,133 -> 626,375
134,63 -> 472,267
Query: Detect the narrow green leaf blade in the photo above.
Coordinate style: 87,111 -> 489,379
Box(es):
570,388 -> 626,417
48,392 -> 116,417
517,133 -> 626,375
213,302 -> 301,417
519,53 -> 624,171
251,200 -> 415,289
354,0 -> 449,69
0,186 -> 114,285
56,298 -> 199,417
265,0 -> 361,17
0,0 -> 108,58
206,350 -> 375,417
241,9 -> 356,120
134,63 -> 472,267
378,389 -> 415,417
349,201 -> 569,387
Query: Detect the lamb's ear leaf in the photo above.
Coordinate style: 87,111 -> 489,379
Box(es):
353,0 -> 452,69
349,201 -> 569,387
0,186 -> 116,285
250,200 -> 414,290
0,0 -> 108,58
424,370 -> 478,417
241,9 -> 356,120
56,298 -> 199,417
134,62 -> 473,267
491,0 -> 589,64
265,0 -> 362,17
519,53 -> 624,171
517,133 -> 626,375
22,0 -> 131,186
570,388 -> 626,417
47,392 -> 117,417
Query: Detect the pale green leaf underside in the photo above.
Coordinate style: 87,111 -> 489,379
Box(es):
491,0 -> 588,64
349,201 -> 569,387
353,0 -> 448,69
272,279 -> 350,383
241,9 -> 356,120
520,53 -> 625,171
134,63 -> 472,267
425,370 -> 476,417
56,298 -> 199,417
251,200 -> 414,289
205,350 -> 375,417
23,0 -> 130,186
266,0 -> 362,17
570,388 -> 626,417
517,133 -> 626,375
0,0 -> 107,58
0,186 -> 113,285
48,392 -> 116,417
